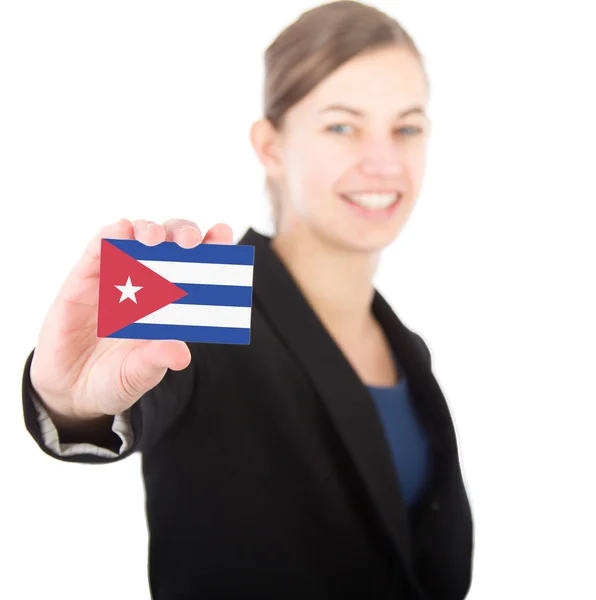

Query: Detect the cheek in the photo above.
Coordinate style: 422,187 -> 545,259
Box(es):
288,141 -> 350,202
403,147 -> 427,187
309,141 -> 356,193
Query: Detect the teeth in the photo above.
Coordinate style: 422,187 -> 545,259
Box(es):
344,192 -> 400,209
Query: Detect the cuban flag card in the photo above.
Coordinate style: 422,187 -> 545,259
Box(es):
97,238 -> 255,344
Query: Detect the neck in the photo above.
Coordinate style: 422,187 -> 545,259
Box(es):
270,225 -> 380,338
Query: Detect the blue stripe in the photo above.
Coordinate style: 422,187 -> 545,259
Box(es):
106,238 -> 254,265
108,323 -> 251,344
173,284 -> 253,307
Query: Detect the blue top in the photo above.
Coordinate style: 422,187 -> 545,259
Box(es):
366,358 -> 432,509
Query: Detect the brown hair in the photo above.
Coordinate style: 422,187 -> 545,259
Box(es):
262,0 -> 428,231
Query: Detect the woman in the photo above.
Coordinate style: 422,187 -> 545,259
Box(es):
22,2 -> 473,598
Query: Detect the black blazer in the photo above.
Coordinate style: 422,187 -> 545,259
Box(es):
22,227 -> 474,600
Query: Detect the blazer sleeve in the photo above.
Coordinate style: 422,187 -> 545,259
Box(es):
21,345 -> 199,464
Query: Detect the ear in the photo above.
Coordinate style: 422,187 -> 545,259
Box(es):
249,118 -> 284,179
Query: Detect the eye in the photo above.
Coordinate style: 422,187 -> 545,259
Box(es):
326,123 -> 354,135
396,126 -> 424,136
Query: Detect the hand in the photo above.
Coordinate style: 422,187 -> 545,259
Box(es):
29,218 -> 233,426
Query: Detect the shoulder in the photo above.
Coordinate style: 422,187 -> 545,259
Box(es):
410,330 -> 432,367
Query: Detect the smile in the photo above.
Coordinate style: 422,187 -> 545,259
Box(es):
340,193 -> 402,219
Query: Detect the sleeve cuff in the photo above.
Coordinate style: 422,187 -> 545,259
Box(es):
31,393 -> 134,459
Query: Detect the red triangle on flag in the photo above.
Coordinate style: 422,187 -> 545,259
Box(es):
97,239 -> 188,338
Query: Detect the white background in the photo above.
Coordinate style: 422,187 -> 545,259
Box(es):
1,1 -> 595,598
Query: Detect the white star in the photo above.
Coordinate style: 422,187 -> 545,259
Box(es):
115,276 -> 143,304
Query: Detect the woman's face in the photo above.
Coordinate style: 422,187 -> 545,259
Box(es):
263,45 -> 430,253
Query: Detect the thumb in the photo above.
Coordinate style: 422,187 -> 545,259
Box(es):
118,340 -> 191,405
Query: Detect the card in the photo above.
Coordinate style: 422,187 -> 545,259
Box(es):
97,238 -> 254,344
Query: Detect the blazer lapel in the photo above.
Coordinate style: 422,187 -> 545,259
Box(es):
238,227 -> 450,583
372,290 -> 457,498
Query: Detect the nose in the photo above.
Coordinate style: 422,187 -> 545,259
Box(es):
359,138 -> 404,178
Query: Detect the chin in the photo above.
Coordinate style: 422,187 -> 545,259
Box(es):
322,225 -> 398,254
351,232 -> 397,253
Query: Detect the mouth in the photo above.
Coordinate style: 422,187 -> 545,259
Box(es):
340,192 -> 403,219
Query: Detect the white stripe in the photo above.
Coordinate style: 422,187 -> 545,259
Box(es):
139,260 -> 253,287
136,303 -> 251,328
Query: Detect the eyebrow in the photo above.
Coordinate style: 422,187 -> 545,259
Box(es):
319,104 -> 427,119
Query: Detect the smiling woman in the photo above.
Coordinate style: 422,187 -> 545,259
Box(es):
22,2 -> 473,599
254,1 -> 430,248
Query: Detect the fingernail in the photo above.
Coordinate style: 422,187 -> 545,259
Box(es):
180,226 -> 196,231
146,222 -> 154,229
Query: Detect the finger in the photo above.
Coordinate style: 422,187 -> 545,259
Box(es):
163,219 -> 203,248
84,218 -> 132,261
74,218 -> 164,282
74,218 -> 134,280
131,219 -> 166,246
202,223 -> 234,245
